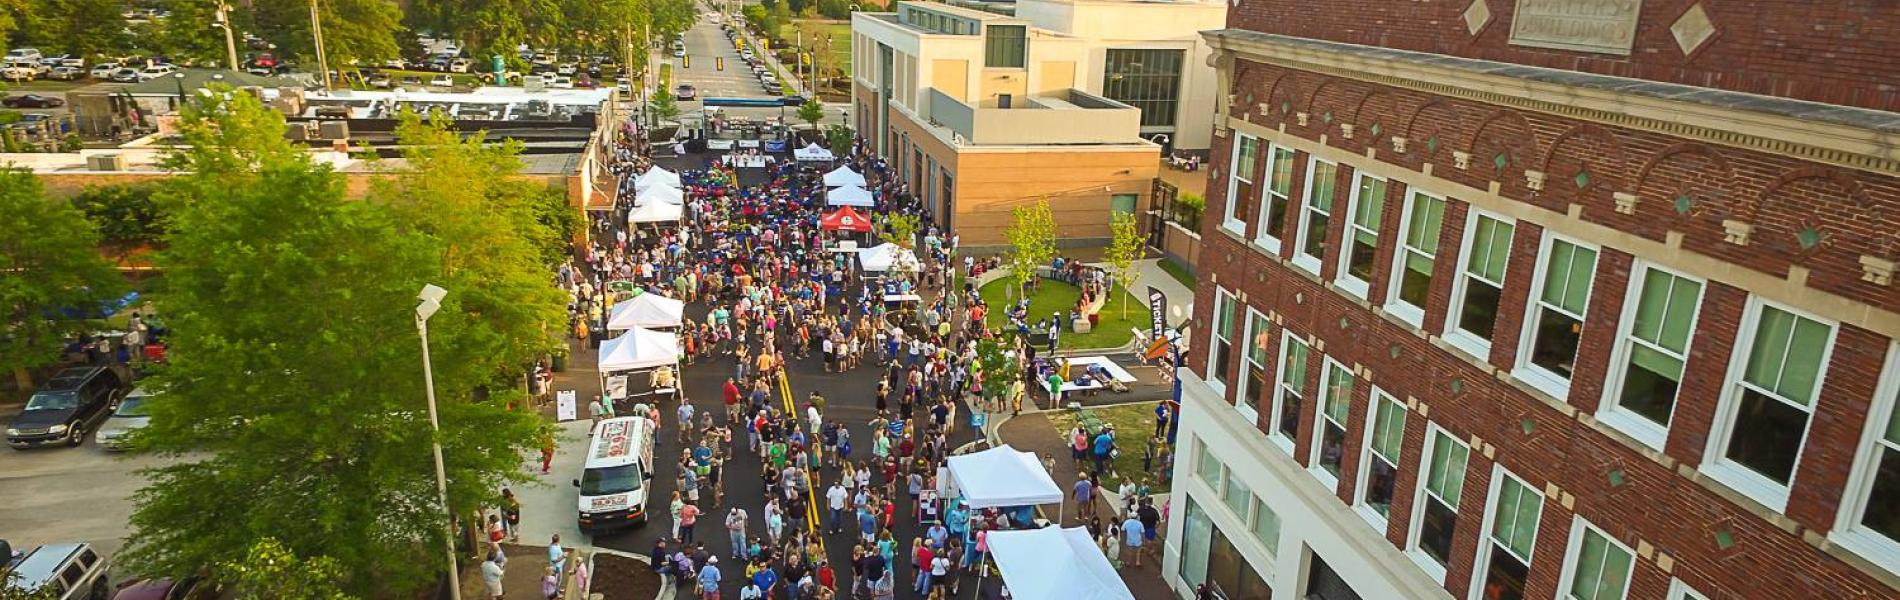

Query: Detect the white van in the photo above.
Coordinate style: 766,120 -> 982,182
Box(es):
574,416 -> 654,531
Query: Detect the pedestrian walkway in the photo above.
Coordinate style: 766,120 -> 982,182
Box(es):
1083,258 -> 1194,323
992,411 -> 1177,599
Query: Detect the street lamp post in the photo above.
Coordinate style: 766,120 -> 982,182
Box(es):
415,284 -> 462,600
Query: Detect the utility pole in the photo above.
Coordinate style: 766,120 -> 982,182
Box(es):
215,0 -> 240,73
309,0 -> 331,89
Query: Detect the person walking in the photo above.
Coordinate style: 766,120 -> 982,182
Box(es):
501,488 -> 522,542
1073,476 -> 1094,522
480,551 -> 505,600
826,482 -> 849,535
680,499 -> 703,544
1121,513 -> 1146,568
671,491 -> 688,541
548,534 -> 567,578
698,556 -> 723,600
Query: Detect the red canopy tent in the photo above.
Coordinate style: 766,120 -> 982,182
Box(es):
820,206 -> 873,233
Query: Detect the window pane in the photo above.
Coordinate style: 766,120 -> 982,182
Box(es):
1216,293 -> 1236,337
1264,193 -> 1289,239
1281,339 -> 1308,389
1348,229 -> 1379,282
1237,137 -> 1260,181
1354,178 -> 1385,229
1319,421 -> 1346,476
1420,499 -> 1457,566
1540,241 -> 1596,315
1248,313 -> 1270,364
1101,49 -> 1185,128
1252,497 -> 1282,551
1483,548 -> 1531,600
1373,398 -> 1405,459
1744,307 -> 1797,390
1598,538 -> 1633,600
1530,307 -> 1584,379
1325,365 -> 1354,423
1458,280 -> 1503,340
1303,211 -> 1331,259
1467,217 -> 1513,282
1427,432 -> 1469,506
1270,149 -> 1294,196
1862,446 -> 1900,539
1619,349 -> 1685,425
1365,457 -> 1397,517
1399,252 -> 1433,308
1777,316 -> 1830,406
1572,533 -> 1605,600
1181,499 -> 1213,586
1406,195 -> 1445,253
1723,387 -> 1810,484
1198,442 -> 1222,484
1309,163 -> 1336,212
1224,471 -> 1252,517
1660,276 -> 1702,350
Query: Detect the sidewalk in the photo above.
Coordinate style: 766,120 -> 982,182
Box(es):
992,411 -> 1177,599
1084,258 -> 1194,323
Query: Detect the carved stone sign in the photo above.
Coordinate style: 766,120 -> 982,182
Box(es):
1509,0 -> 1644,55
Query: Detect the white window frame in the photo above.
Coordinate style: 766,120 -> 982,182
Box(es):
1405,423 -> 1470,584
1556,518 -> 1638,600
1353,387 -> 1405,531
1829,342 -> 1900,574
1308,357 -> 1355,491
1512,233 -> 1600,401
1290,156 -> 1337,276
1596,262 -> 1706,451
1221,134 -> 1259,236
1206,287 -> 1237,397
1666,580 -> 1711,600
1334,171 -> 1388,300
1700,297 -> 1837,513
1253,144 -> 1295,255
1384,189 -> 1446,329
1443,209 -> 1515,361
1468,466 -> 1543,600
1233,307 -> 1269,425
1268,328 -> 1310,456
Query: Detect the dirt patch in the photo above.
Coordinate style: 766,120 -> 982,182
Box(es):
591,553 -> 660,600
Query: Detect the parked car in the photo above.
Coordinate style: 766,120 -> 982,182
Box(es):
672,48 -> 685,58
675,84 -> 696,100
2,543 -> 111,600
449,58 -> 470,73
552,75 -> 574,88
110,577 -> 221,600
367,72 -> 392,88
94,387 -> 154,451
1,61 -> 38,81
6,367 -> 126,448
615,77 -> 631,94
5,47 -> 44,62
90,62 -> 122,78
2,94 -> 64,108
40,54 -> 79,67
556,63 -> 578,76
46,66 -> 84,81
399,75 -> 422,86
109,68 -> 141,83
573,75 -> 594,88
383,58 -> 407,69
135,64 -> 177,81
429,74 -> 453,87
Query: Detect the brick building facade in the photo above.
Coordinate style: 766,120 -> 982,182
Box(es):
1161,2 -> 1900,599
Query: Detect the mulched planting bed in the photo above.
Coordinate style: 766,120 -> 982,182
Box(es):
591,552 -> 661,600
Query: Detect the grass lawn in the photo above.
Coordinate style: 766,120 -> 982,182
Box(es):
1048,404 -> 1172,494
775,20 -> 852,76
1,79 -> 89,93
1157,257 -> 1196,288
977,277 -> 1139,350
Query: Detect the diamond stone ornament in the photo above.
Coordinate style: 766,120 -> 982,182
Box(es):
1671,3 -> 1717,56
1463,0 -> 1492,35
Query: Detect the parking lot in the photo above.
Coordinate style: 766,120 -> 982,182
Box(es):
0,437 -> 169,563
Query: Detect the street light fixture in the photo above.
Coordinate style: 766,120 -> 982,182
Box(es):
414,283 -> 462,600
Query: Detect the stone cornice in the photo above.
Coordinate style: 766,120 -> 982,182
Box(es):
1203,29 -> 1900,178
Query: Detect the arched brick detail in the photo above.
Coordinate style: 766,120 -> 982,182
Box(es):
1746,167 -> 1872,223
1537,123 -> 1632,191
1305,79 -> 1362,133
1630,142 -> 1740,226
1634,142 -> 1733,192
1401,98 -> 1464,161
1351,90 -> 1402,142
1463,108 -> 1540,158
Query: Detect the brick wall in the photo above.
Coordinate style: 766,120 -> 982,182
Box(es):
1184,62 -> 1900,599
1224,0 -> 1900,111
1217,59 -> 1900,315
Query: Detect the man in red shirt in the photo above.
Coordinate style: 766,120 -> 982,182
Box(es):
722,377 -> 742,424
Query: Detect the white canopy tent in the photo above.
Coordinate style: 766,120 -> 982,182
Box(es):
628,200 -> 683,223
857,243 -> 921,273
794,143 -> 835,162
634,185 -> 685,206
633,175 -> 678,193
826,185 -> 875,207
635,166 -> 681,189
596,327 -> 680,372
822,166 -> 867,188
986,528 -> 1135,600
944,445 -> 1063,509
605,293 -> 685,330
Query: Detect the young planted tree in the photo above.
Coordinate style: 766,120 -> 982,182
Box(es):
1003,199 -> 1056,303
123,89 -> 550,597
650,86 -> 681,123
71,184 -> 166,265
215,538 -> 355,600
1104,210 -> 1147,319
824,123 -> 854,156
879,212 -> 920,249
797,99 -> 825,129
0,169 -> 125,392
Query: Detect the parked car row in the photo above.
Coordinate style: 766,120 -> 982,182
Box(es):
2,538 -> 221,599
3,48 -> 185,82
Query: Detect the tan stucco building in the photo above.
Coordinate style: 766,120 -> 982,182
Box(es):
850,0 -> 1224,249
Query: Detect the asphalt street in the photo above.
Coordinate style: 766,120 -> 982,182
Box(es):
663,13 -> 847,128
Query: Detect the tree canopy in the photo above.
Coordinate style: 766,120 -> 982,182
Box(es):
123,88 -> 552,597
0,169 -> 124,391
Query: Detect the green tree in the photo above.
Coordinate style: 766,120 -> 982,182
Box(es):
742,4 -> 769,31
0,169 -> 125,392
1172,191 -> 1204,229
1104,210 -> 1147,319
71,184 -> 167,263
824,123 -> 853,156
879,212 -> 919,249
1003,199 -> 1056,303
124,88 -> 548,597
144,0 -> 236,66
215,538 -> 355,600
649,85 -> 681,122
21,0 -> 128,58
1,569 -> 59,600
973,336 -> 1018,412
250,0 -> 403,73
796,99 -> 824,129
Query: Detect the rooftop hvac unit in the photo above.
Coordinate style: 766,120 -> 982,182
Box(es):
285,122 -> 312,141
86,153 -> 125,172
317,120 -> 350,140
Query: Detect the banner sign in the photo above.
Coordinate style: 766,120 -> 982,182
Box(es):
557,390 -> 578,422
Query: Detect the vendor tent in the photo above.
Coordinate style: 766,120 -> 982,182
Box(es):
635,166 -> 680,189
820,206 -> 873,233
635,185 -> 685,206
856,243 -> 920,272
628,200 -> 683,223
596,327 -> 680,372
605,293 -> 685,330
826,185 -> 875,207
633,175 -> 678,193
794,143 -> 835,162
822,166 -> 867,188
986,528 -> 1135,600
944,445 -> 1062,508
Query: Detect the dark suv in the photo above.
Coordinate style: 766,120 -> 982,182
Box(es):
7,367 -> 126,449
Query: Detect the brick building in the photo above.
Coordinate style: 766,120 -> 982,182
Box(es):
1161,2 -> 1900,599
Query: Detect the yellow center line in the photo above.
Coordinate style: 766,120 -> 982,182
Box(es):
776,368 -> 829,563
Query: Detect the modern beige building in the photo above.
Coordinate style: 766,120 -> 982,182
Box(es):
850,0 -> 1224,248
